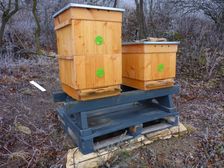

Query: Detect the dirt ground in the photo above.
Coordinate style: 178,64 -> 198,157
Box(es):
0,57 -> 223,168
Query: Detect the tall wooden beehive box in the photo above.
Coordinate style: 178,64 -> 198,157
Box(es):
53,4 -> 124,100
122,42 -> 179,90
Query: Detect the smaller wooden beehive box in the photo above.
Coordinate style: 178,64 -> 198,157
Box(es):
53,4 -> 124,100
122,41 -> 180,90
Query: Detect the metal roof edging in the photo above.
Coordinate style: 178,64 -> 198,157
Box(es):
53,3 -> 125,18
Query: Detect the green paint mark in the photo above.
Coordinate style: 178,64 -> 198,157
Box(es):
96,68 -> 105,78
157,64 -> 165,72
95,35 -> 104,45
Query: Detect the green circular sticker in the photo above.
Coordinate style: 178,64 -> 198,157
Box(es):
96,68 -> 105,78
95,35 -> 104,45
157,64 -> 165,72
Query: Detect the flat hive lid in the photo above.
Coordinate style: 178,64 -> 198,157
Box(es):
53,3 -> 125,18
123,41 -> 180,45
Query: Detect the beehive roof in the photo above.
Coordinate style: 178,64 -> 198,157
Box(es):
53,3 -> 125,18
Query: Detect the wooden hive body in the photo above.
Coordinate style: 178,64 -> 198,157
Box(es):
122,42 -> 179,90
54,4 -> 124,100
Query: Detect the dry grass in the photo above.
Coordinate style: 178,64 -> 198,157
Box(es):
0,57 -> 223,168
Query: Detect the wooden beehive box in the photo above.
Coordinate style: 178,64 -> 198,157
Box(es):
53,4 -> 124,100
122,42 -> 180,90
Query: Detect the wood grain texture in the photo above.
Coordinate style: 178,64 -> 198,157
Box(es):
56,20 -> 122,57
54,8 -> 122,27
54,6 -> 123,100
122,44 -> 178,54
54,20 -> 71,30
58,58 -> 77,89
56,24 -> 73,57
73,20 -> 122,56
61,84 -> 121,101
122,78 -> 174,90
74,54 -> 122,89
122,53 -> 176,81
122,44 -> 178,90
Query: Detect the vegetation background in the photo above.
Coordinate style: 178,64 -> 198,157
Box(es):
0,0 -> 223,167
0,0 -> 224,79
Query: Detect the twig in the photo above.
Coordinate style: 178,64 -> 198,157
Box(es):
0,162 -> 10,168
14,135 -> 33,148
27,148 -> 38,168
55,152 -> 67,165
3,146 -> 12,154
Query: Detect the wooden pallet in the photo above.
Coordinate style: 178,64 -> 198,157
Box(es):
61,84 -> 121,101
66,122 -> 187,168
122,78 -> 174,90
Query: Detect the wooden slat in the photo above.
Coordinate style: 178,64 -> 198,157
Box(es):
54,8 -> 122,27
105,22 -> 122,54
54,20 -> 71,30
122,78 -> 174,90
57,56 -> 73,60
56,24 -> 73,57
61,84 -> 121,101
58,59 -> 77,89
145,79 -> 174,90
54,9 -> 71,27
122,44 -> 178,54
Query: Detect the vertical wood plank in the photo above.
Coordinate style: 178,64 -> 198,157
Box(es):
54,7 -> 123,100
122,44 -> 178,90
